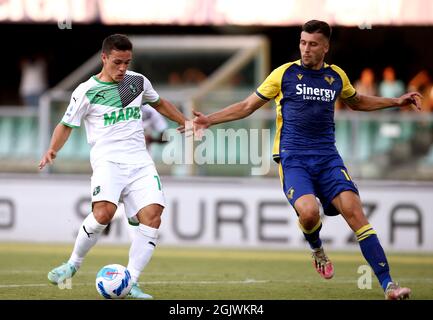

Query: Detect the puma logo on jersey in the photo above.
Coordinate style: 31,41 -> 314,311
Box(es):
95,92 -> 105,99
104,106 -> 141,126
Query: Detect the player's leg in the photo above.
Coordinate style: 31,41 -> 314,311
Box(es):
122,165 -> 165,299
68,201 -> 117,267
128,203 -> 162,284
48,162 -> 123,285
47,201 -> 118,285
279,157 -> 333,279
126,203 -> 163,299
295,195 -> 322,249
294,194 -> 334,279
332,191 -> 411,299
318,153 -> 410,299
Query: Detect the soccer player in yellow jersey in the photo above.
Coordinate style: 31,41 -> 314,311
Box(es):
193,20 -> 422,299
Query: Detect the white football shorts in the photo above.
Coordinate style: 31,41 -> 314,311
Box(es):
90,161 -> 166,218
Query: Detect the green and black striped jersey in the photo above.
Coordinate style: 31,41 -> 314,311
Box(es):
61,70 -> 160,166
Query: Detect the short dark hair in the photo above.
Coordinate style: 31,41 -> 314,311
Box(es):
302,20 -> 332,41
102,34 -> 133,54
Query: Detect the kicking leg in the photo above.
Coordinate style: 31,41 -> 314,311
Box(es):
126,203 -> 163,299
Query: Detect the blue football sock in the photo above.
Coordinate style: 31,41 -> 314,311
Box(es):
299,220 -> 322,250
356,224 -> 392,291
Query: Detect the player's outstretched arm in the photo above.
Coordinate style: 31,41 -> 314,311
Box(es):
38,123 -> 73,170
344,92 -> 423,112
193,93 -> 267,130
151,98 -> 187,127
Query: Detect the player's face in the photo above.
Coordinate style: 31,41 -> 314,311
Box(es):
101,49 -> 132,82
299,31 -> 329,69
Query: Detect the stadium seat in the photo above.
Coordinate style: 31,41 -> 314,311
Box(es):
335,119 -> 350,159
357,121 -> 376,161
399,122 -> 415,141
14,116 -> 38,157
0,117 -> 14,156
421,144 -> 433,165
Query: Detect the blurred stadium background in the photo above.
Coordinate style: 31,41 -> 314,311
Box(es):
0,0 -> 433,300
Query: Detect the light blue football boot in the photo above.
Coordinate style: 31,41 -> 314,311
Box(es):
47,262 -> 77,285
127,283 -> 153,299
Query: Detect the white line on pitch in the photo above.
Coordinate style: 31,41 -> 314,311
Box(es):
1,278 -> 432,289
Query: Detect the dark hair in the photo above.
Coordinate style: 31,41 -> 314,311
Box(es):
102,34 -> 133,54
302,20 -> 332,41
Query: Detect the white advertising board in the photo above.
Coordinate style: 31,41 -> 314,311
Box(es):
0,176 -> 431,251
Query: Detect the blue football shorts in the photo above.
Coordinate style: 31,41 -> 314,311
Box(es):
279,153 -> 359,216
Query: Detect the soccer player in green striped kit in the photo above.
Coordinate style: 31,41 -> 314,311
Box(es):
39,34 -> 187,299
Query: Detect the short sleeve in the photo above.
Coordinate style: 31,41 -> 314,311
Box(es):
256,63 -> 292,101
331,64 -> 356,99
142,76 -> 160,104
61,84 -> 89,128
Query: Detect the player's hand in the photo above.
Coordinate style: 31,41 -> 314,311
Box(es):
38,149 -> 57,170
192,110 -> 211,140
397,92 -> 423,111
177,120 -> 194,139
193,110 -> 211,128
177,125 -> 185,133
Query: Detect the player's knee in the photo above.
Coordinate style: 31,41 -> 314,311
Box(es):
296,204 -> 320,229
93,211 -> 112,225
146,209 -> 162,227
149,214 -> 161,227
93,204 -> 116,225
137,204 -> 163,228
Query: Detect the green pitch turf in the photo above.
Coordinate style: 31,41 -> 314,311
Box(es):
0,243 -> 432,300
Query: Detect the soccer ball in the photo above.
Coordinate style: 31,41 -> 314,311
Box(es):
95,264 -> 133,299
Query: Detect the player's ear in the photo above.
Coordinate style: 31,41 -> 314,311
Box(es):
323,41 -> 329,54
101,52 -> 107,64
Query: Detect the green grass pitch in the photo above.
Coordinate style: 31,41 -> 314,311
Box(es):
0,243 -> 432,300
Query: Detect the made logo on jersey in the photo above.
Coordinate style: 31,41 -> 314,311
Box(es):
103,106 -> 141,126
295,84 -> 336,102
297,74 -> 303,80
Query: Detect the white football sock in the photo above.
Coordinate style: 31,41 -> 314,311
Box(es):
127,224 -> 158,284
68,212 -> 107,269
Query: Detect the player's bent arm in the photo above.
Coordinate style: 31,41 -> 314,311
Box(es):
207,93 -> 267,126
151,98 -> 187,126
344,92 -> 422,112
38,123 -> 73,169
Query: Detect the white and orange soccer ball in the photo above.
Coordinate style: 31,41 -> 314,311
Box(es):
95,264 -> 132,299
